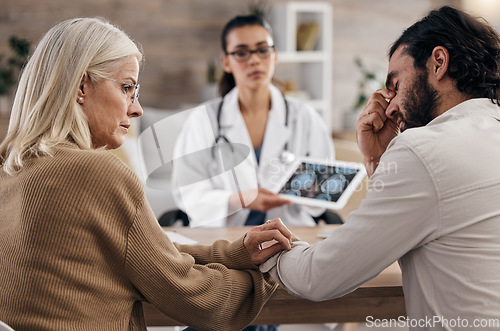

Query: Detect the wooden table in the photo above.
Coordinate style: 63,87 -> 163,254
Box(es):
144,224 -> 406,326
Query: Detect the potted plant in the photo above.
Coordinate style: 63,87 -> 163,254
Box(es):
0,36 -> 31,117
248,0 -> 271,20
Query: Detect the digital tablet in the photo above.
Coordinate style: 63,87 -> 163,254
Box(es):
275,157 -> 367,210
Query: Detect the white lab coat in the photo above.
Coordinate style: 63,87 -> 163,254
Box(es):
172,85 -> 335,227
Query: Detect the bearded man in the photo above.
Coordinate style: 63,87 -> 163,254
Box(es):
261,6 -> 500,331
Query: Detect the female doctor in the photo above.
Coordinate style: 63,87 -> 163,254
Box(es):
172,15 -> 335,228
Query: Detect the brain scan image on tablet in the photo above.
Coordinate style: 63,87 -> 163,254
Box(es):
275,158 -> 366,209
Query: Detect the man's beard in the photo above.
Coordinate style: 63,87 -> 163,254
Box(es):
400,70 -> 441,132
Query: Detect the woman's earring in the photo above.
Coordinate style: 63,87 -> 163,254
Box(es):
77,97 -> 83,104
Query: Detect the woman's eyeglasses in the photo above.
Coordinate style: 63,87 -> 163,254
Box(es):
94,74 -> 140,103
226,46 -> 275,62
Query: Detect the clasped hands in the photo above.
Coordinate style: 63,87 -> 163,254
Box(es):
243,218 -> 295,265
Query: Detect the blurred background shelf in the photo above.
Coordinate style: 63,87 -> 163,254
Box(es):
271,1 -> 333,131
278,50 -> 329,62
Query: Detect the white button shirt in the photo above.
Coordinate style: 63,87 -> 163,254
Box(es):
263,99 -> 500,330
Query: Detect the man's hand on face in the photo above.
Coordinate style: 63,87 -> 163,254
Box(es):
356,89 -> 400,177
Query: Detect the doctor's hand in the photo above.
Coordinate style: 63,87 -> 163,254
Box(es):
243,218 -> 293,265
229,188 -> 292,213
245,188 -> 293,212
356,89 -> 399,177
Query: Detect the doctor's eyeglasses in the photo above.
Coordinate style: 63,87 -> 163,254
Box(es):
226,45 -> 275,62
95,74 -> 140,103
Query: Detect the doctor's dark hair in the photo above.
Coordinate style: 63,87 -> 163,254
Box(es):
219,15 -> 274,97
389,6 -> 500,104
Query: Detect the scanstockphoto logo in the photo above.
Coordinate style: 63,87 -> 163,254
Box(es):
365,315 -> 500,329
136,106 -> 398,227
137,105 -> 258,227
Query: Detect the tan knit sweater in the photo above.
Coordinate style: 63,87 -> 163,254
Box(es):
0,143 -> 277,330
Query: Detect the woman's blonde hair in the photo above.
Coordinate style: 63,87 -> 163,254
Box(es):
0,17 -> 143,175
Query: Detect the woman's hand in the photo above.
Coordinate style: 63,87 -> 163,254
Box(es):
356,89 -> 399,177
243,218 -> 293,265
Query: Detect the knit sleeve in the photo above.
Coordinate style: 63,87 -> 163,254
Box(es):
61,148 -> 276,330
124,188 -> 277,330
173,237 -> 258,270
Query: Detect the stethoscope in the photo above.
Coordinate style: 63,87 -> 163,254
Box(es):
211,93 -> 296,167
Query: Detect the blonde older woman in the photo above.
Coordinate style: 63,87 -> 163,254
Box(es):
0,17 -> 292,331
